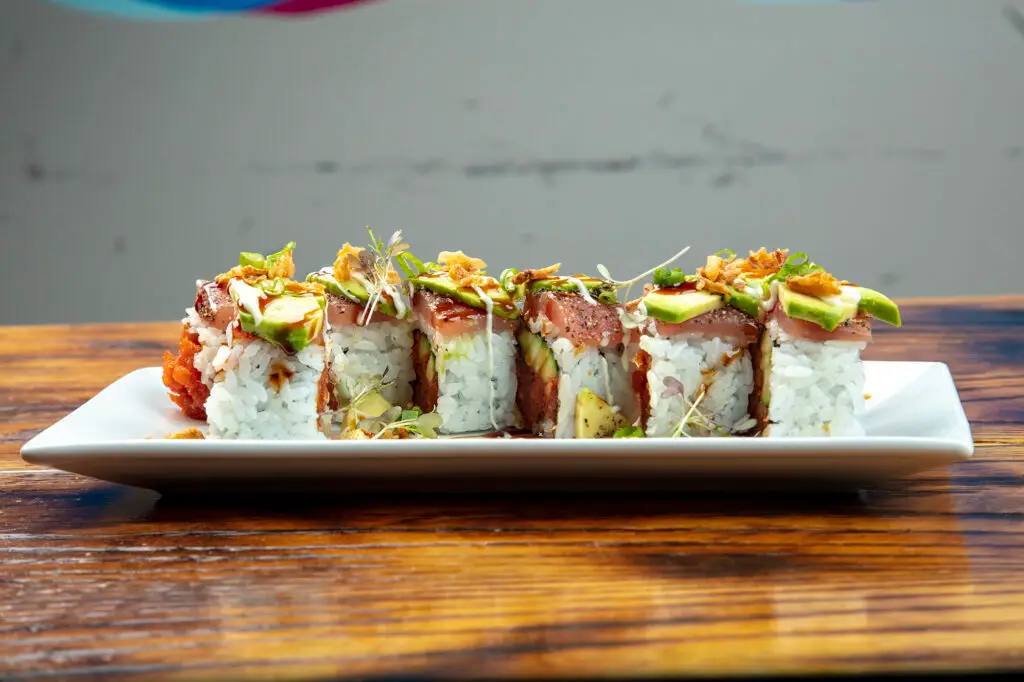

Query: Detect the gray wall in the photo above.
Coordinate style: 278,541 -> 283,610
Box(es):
2,0 -> 1022,325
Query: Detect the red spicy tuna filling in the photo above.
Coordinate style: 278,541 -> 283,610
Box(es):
162,324 -> 209,421
515,346 -> 559,434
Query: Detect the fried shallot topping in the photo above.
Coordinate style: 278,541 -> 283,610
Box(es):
333,243 -> 365,282
695,248 -> 790,295
786,270 -> 844,297
511,263 -> 561,285
216,250 -> 296,286
215,245 -> 324,297
332,241 -> 401,286
438,250 -> 491,288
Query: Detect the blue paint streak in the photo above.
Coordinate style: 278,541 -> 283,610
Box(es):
48,0 -> 214,19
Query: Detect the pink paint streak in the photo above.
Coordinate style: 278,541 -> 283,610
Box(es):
258,0 -> 377,15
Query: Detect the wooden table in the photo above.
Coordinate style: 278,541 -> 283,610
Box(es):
2,297 -> 1023,680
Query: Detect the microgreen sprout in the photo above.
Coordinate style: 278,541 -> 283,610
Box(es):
359,228 -> 409,326
596,245 -> 691,303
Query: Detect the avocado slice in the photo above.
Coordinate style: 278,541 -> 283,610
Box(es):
307,270 -> 401,318
644,290 -> 724,324
855,287 -> 901,327
575,388 -> 627,438
527,276 -> 618,305
410,274 -> 519,319
352,390 -> 391,417
777,284 -> 856,332
238,293 -> 325,354
517,330 -> 558,382
724,286 -> 760,318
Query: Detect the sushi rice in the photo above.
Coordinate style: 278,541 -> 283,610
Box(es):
184,308 -> 227,390
183,308 -> 326,440
204,339 -> 326,440
549,338 -> 633,439
641,335 -> 755,437
762,320 -> 867,437
432,329 -> 517,434
327,319 -> 415,408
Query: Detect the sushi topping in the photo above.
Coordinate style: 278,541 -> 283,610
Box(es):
437,250 -> 489,288
509,263 -> 562,286
361,229 -> 409,323
692,248 -> 788,295
327,228 -> 408,324
216,242 -> 324,306
400,250 -> 519,318
333,242 -> 368,283
785,270 -> 843,298
230,279 -> 326,355
512,263 -> 619,307
597,244 -> 691,301
215,242 -> 341,353
216,241 -> 321,296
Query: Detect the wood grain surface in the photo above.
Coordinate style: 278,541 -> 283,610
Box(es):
2,299 -> 1024,680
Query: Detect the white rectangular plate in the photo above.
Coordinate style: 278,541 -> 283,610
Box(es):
21,362 -> 973,492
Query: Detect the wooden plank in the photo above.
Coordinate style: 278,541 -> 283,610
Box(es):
1,299 -> 1023,678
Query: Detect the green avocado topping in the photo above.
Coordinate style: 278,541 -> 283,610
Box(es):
236,291 -> 325,354
409,273 -> 520,319
238,242 -> 295,271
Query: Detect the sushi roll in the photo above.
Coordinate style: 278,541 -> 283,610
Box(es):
399,251 -> 519,434
162,242 -> 330,439
754,252 -> 902,437
306,230 -> 415,415
513,266 -> 636,438
631,251 -> 768,437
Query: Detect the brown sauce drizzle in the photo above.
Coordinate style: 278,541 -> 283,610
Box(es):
268,362 -> 296,393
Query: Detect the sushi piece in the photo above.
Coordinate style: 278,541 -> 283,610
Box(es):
400,250 -> 519,434
754,252 -> 902,437
162,242 -> 330,439
306,230 -> 415,416
631,251 -> 769,437
513,266 -> 636,438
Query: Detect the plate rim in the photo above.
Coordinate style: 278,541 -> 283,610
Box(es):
20,361 -> 974,464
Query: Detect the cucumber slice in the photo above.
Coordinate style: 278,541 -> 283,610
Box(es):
517,330 -> 558,382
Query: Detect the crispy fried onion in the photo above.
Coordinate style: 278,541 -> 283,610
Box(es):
220,251 -> 295,282
438,250 -> 489,288
511,263 -> 561,285
695,248 -> 789,295
333,243 -> 365,282
786,271 -> 843,297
